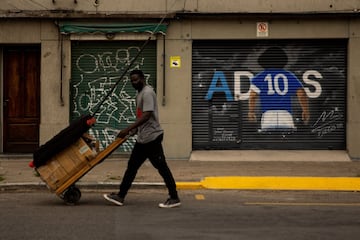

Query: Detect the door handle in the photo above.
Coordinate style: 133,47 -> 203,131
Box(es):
3,99 -> 9,107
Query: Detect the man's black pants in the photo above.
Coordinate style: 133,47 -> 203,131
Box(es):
118,134 -> 178,199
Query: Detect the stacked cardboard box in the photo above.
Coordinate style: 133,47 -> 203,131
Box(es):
37,137 -> 97,191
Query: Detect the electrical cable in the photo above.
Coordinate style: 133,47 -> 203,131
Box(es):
91,0 -> 181,116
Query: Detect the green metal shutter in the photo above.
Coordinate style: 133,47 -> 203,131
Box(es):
71,40 -> 157,152
192,40 -> 346,150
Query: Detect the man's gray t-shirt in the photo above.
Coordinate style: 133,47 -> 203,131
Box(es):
135,85 -> 163,144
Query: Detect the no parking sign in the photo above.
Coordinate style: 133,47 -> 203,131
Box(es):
257,22 -> 269,37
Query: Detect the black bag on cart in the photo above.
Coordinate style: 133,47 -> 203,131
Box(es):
32,115 -> 95,168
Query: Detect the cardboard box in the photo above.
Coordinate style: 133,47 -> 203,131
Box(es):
37,138 -> 96,191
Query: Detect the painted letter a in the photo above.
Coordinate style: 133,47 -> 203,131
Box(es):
205,71 -> 233,101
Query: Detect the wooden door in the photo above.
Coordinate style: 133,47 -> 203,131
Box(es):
3,46 -> 40,153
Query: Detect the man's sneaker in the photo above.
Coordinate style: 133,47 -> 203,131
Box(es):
158,198 -> 181,208
103,193 -> 124,206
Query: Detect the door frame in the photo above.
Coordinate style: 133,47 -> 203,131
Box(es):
1,45 -> 41,153
0,48 -> 3,152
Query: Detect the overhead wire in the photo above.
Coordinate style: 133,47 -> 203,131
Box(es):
92,0 -> 182,116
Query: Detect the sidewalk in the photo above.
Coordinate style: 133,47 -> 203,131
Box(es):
1,150 -> 360,192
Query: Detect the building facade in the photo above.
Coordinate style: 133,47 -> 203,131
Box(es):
0,0 -> 360,160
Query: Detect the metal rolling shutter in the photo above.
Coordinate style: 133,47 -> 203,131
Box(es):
71,40 -> 156,152
192,40 -> 346,150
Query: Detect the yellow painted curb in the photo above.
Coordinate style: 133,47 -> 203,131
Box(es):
176,182 -> 203,190
201,176 -> 360,191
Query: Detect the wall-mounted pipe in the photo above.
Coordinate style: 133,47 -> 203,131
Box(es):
162,34 -> 166,106
60,34 -> 65,106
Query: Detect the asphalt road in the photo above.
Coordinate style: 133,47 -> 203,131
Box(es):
1,189 -> 360,240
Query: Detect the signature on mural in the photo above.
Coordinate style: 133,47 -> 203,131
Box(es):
212,128 -> 236,142
311,109 -> 343,137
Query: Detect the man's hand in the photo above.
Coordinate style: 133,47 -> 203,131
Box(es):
117,129 -> 130,139
248,90 -> 258,122
116,111 -> 151,139
302,110 -> 310,125
296,88 -> 310,125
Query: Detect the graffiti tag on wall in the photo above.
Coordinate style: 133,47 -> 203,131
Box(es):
71,43 -> 155,151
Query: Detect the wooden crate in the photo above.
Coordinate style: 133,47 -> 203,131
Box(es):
37,138 -> 96,191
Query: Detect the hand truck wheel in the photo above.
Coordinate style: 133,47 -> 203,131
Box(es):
62,186 -> 81,205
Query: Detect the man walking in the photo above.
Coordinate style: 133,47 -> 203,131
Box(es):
103,69 -> 181,208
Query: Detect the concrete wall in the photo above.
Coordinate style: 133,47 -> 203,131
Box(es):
159,17 -> 360,159
160,21 -> 192,159
0,0 -> 359,14
0,1 -> 360,159
0,20 -> 69,145
348,19 -> 360,158
40,21 -> 71,144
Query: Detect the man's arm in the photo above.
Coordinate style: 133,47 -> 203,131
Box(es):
296,88 -> 310,124
248,90 -> 258,122
117,111 -> 152,138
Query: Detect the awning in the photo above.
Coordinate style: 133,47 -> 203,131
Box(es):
58,22 -> 167,35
